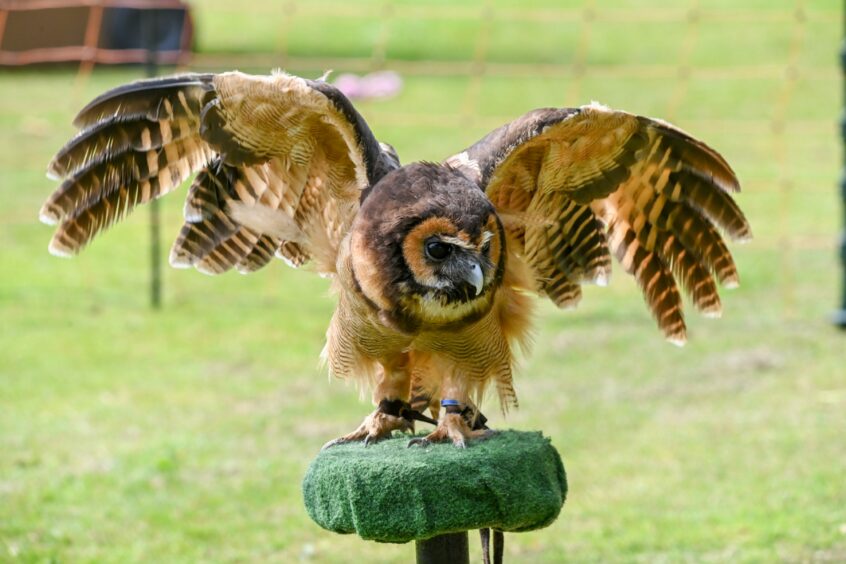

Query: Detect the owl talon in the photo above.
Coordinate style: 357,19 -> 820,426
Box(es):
363,433 -> 385,447
413,412 -> 491,448
325,401 -> 417,448
406,437 -> 430,448
320,437 -> 350,451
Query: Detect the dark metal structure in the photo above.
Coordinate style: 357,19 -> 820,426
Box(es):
0,0 -> 192,67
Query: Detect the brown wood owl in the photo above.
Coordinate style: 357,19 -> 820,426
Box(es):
41,71 -> 751,448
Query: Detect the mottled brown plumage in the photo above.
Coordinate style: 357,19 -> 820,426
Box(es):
41,71 -> 750,447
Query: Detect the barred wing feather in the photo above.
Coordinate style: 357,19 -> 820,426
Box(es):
447,103 -> 751,344
41,71 -> 397,276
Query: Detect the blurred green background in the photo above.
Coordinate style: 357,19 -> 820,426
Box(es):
2,0 -> 845,562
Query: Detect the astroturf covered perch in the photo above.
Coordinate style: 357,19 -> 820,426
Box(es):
302,430 -> 566,560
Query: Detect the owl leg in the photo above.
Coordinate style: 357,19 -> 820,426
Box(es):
322,354 -> 428,449
407,379 -> 494,449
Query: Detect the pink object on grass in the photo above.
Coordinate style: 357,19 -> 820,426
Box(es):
333,71 -> 403,100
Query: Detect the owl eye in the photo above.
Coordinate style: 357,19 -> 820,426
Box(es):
425,239 -> 452,261
481,240 -> 491,256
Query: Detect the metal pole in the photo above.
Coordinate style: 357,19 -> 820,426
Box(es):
837,2 -> 846,326
143,9 -> 162,310
836,4 -> 846,326
415,531 -> 469,564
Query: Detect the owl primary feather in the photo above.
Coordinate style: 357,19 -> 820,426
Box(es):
41,71 -> 751,448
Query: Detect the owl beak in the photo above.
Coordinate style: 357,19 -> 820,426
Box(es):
463,260 -> 485,298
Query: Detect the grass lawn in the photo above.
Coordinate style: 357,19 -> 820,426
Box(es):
2,1 -> 845,562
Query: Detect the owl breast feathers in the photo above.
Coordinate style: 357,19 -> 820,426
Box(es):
42,71 -> 750,446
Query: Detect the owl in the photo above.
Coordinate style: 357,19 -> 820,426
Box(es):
41,71 -> 750,448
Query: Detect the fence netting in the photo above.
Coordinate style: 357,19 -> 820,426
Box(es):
71,0 -> 840,319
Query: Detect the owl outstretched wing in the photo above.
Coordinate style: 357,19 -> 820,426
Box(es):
41,71 -> 398,275
446,103 -> 751,345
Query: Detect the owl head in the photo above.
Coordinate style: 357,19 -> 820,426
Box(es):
350,163 -> 506,332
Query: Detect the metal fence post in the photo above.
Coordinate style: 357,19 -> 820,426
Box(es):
143,9 -> 162,310
838,2 -> 846,326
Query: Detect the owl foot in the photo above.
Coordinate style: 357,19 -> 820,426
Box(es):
321,399 -> 435,450
407,412 -> 495,449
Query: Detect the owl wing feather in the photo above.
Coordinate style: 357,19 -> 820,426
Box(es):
446,103 -> 751,344
41,70 -> 397,276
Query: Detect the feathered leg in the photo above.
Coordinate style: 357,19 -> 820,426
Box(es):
407,372 -> 494,448
323,353 -> 432,448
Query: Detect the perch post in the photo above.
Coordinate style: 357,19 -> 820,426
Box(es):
415,531 -> 469,564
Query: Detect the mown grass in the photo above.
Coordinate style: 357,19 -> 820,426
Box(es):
2,1 -> 846,562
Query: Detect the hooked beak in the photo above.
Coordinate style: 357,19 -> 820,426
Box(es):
442,253 -> 488,300
461,259 -> 484,298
